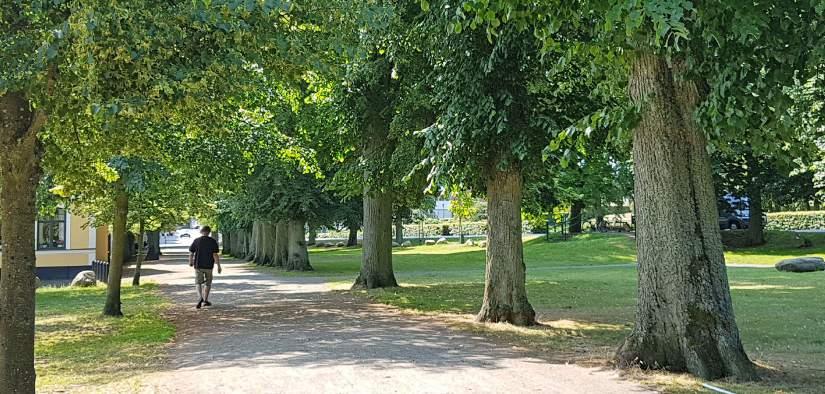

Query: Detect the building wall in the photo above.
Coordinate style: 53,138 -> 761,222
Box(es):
0,213 -> 108,281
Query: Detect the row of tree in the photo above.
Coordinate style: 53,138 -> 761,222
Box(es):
2,1 -> 823,392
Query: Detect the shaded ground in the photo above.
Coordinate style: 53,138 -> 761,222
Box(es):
123,251 -> 653,394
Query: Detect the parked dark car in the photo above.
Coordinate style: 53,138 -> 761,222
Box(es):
717,194 -> 766,230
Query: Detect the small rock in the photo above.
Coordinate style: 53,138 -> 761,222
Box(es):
464,239 -> 476,246
478,240 -> 488,248
335,242 -> 346,248
424,240 -> 436,246
775,257 -> 825,273
71,271 -> 96,287
436,237 -> 448,245
401,241 -> 412,247
392,242 -> 400,247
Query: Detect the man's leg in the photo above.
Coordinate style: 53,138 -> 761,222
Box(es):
202,270 -> 213,306
195,270 -> 205,308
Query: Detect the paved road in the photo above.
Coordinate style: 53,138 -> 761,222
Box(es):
122,253 -> 654,394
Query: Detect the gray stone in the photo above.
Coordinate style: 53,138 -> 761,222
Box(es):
71,271 -> 97,287
336,242 -> 346,248
775,257 -> 825,273
464,239 -> 476,246
436,237 -> 448,245
35,276 -> 42,289
424,240 -> 436,246
392,242 -> 400,247
401,241 -> 412,247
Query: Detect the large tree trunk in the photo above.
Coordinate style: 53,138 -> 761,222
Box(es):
0,91 -> 45,394
274,220 -> 288,268
745,154 -> 765,246
353,191 -> 398,289
394,215 -> 404,244
477,166 -> 536,326
145,230 -> 160,261
132,221 -> 146,286
616,53 -> 755,380
284,218 -> 312,271
222,231 -> 231,256
346,224 -> 358,247
569,200 -> 584,233
307,226 -> 317,246
352,57 -> 397,289
252,221 -> 266,264
260,221 -> 277,266
103,181 -> 128,317
245,223 -> 257,261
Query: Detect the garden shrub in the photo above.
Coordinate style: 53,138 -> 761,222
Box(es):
765,211 -> 825,231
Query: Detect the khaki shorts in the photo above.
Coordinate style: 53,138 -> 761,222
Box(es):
195,268 -> 213,286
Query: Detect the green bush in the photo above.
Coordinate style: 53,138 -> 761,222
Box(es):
765,211 -> 825,230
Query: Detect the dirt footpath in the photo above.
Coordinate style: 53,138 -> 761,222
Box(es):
126,253 -> 655,394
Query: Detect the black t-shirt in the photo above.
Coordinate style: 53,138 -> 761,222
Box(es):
189,236 -> 219,269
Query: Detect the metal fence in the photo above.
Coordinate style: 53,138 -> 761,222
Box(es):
92,260 -> 110,284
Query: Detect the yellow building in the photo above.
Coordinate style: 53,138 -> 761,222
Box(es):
0,208 -> 109,281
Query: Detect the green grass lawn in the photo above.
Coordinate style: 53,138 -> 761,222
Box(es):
264,232 -> 825,393
724,231 -> 825,264
35,283 -> 174,391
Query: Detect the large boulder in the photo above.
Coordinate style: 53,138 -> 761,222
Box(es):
71,271 -> 97,287
436,237 -> 449,245
424,239 -> 436,246
775,257 -> 825,273
401,241 -> 412,247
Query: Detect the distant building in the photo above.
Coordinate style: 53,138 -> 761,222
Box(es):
0,208 -> 109,281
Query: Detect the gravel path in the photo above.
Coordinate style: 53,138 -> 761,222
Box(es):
129,252 -> 655,394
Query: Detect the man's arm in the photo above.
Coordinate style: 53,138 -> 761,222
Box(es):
188,239 -> 198,267
213,252 -> 221,274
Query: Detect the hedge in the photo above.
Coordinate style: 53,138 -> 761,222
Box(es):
765,211 -> 825,231
317,220 -> 534,239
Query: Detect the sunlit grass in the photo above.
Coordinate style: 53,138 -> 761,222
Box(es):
36,283 -> 174,391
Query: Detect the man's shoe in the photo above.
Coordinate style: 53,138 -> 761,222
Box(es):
203,301 -> 212,307
196,300 -> 203,309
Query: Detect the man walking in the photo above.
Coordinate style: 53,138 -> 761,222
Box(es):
188,226 -> 222,309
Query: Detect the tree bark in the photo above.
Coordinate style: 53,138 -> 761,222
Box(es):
477,165 -> 536,326
394,215 -> 404,244
245,222 -> 257,262
615,53 -> 755,380
146,230 -> 160,261
132,221 -> 145,286
353,190 -> 398,289
222,231 -> 232,256
569,200 -> 584,233
252,221 -> 266,264
284,218 -> 312,271
260,221 -> 277,266
346,224 -> 358,247
274,220 -> 288,268
0,91 -> 45,394
307,226 -> 317,246
745,154 -> 765,246
104,181 -> 128,317
352,56 -> 397,289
